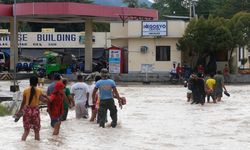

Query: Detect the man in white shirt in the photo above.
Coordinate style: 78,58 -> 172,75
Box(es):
170,63 -> 177,79
70,75 -> 89,119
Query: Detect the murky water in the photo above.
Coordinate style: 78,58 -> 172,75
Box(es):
1,81 -> 250,150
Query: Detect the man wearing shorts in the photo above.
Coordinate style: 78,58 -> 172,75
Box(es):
214,71 -> 227,102
71,75 -> 89,119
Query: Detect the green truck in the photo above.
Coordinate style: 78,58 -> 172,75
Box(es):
33,51 -> 76,78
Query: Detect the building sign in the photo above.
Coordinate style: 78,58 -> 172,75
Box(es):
109,49 -> 121,73
142,21 -> 167,36
141,64 -> 154,73
41,28 -> 55,32
0,32 -> 96,48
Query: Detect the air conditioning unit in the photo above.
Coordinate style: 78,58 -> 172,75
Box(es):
140,46 -> 148,53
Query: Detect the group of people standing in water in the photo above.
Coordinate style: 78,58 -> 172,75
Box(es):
185,69 -> 229,105
15,68 -> 125,141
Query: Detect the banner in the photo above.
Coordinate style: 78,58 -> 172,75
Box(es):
109,49 -> 121,73
0,32 -> 99,48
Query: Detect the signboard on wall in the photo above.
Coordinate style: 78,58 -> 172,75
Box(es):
141,64 -> 154,73
109,49 -> 121,73
0,32 -> 97,48
142,21 -> 167,36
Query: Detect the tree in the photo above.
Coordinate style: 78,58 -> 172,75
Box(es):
226,12 -> 250,72
152,0 -> 249,19
139,2 -> 149,8
177,12 -> 250,73
152,0 -> 189,19
195,0 -> 216,18
123,0 -> 139,8
177,16 -> 233,73
214,0 -> 250,18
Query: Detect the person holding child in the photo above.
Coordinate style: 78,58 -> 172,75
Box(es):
92,68 -> 123,128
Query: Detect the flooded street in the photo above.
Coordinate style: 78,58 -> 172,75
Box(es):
1,81 -> 250,150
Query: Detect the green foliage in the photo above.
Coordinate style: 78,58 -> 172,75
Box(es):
177,16 -> 232,55
177,12 -> 250,72
240,58 -> 248,65
195,0 -> 216,18
152,0 -> 189,19
0,105 -> 11,116
152,0 -> 250,19
213,26 -> 233,51
123,0 -> 139,8
227,12 -> 250,47
139,2 -> 149,8
215,0 -> 250,18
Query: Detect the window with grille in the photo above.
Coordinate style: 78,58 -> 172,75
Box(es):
156,46 -> 170,61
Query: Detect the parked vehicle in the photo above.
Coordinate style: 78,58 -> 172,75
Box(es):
169,73 -> 180,84
16,56 -> 33,72
33,51 -> 77,78
16,62 -> 33,72
76,55 -> 107,72
0,51 -> 10,71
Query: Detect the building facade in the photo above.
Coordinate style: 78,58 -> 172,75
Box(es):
110,20 -> 187,73
110,20 -> 250,74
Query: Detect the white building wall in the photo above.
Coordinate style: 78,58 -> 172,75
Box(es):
111,39 -> 128,48
168,21 -> 186,37
128,38 -> 181,73
110,23 -> 128,38
128,21 -> 142,37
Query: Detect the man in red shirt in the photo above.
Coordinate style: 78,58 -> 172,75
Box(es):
223,64 -> 230,82
176,63 -> 182,79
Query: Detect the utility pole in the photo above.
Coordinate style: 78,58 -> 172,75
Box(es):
10,0 -> 19,92
189,0 -> 192,20
189,0 -> 198,20
192,0 -> 198,20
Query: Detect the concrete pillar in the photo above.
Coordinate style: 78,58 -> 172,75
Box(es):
84,19 -> 93,73
9,17 -> 18,72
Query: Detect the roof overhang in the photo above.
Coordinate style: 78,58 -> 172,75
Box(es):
0,4 -> 12,22
164,15 -> 190,21
13,2 -> 158,23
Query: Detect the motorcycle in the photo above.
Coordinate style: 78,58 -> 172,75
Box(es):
169,72 -> 180,84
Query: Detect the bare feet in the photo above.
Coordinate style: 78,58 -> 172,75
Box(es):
53,123 -> 61,135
